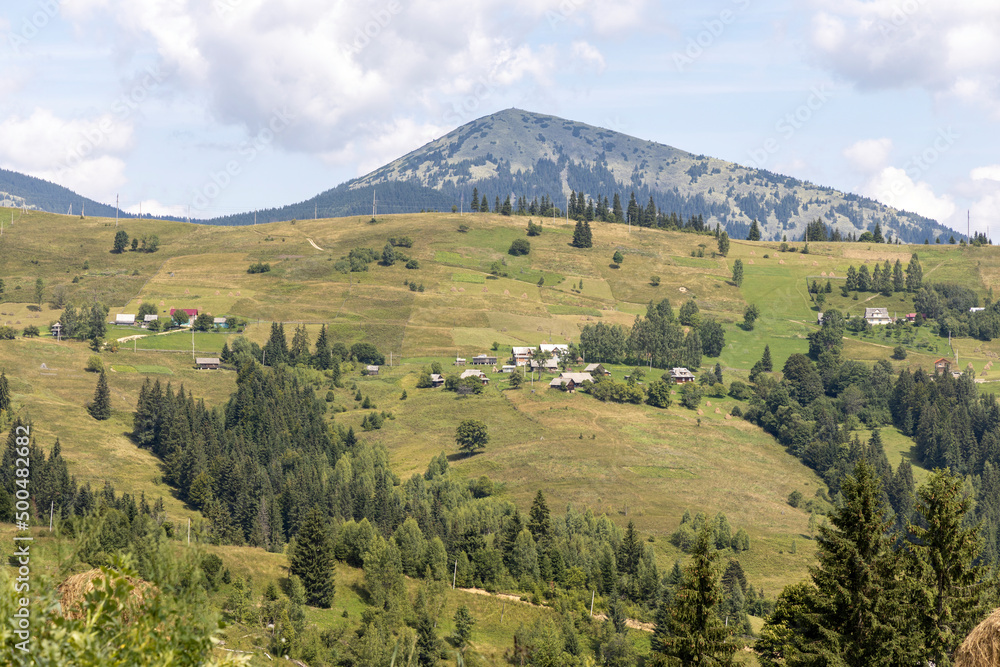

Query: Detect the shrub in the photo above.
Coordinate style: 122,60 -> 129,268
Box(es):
650,275 -> 661,286
22,325 -> 40,337
508,239 -> 531,256
247,262 -> 271,274
86,355 -> 104,373
787,490 -> 803,508
892,345 -> 907,360
405,259 -> 420,269
0,326 -> 17,340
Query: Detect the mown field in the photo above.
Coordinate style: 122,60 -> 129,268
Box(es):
1,209 -> 994,662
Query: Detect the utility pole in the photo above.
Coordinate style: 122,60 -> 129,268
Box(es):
452,559 -> 458,589
315,203 -> 317,220
372,189 -> 377,220
115,194 -> 119,226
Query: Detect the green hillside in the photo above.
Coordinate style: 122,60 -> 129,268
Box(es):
0,209 -> 996,663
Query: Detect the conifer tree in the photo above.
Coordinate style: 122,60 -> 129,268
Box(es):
905,253 -> 923,291
313,324 -> 332,370
288,506 -> 336,608
289,324 -> 310,365
717,231 -> 730,256
480,194 -> 488,212
381,242 -> 395,266
908,469 -> 992,666
761,345 -> 773,372
583,220 -> 593,246
748,218 -> 761,241
612,192 -> 623,221
618,520 -> 641,576
732,259 -> 744,287
470,187 -> 479,212
88,369 -> 111,421
527,490 -> 551,545
0,371 -> 9,413
802,459 -> 912,665
655,524 -> 736,665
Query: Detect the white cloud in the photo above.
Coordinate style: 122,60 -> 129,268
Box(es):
862,166 -> 956,222
0,108 -> 132,201
808,0 -> 1000,114
58,0 -> 626,160
124,199 -> 189,218
843,138 -> 892,173
971,165 -> 1000,181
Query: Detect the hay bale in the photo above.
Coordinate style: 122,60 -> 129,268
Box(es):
956,608 -> 1000,667
58,569 -> 154,624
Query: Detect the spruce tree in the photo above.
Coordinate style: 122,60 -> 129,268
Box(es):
732,259 -> 744,287
583,220 -> 593,247
88,369 -> 111,421
655,524 -> 736,665
313,324 -> 332,370
803,459 -> 913,665
907,469 -> 992,666
288,506 -> 336,608
0,371 -> 9,413
470,187 -> 479,211
527,490 -> 551,544
748,218 -> 761,241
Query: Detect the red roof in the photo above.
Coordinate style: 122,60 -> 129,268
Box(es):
169,308 -> 199,317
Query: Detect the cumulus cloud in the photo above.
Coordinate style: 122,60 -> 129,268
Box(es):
58,0 -> 630,163
808,0 -> 1000,114
0,108 -> 133,201
843,138 -> 892,173
863,166 -> 956,222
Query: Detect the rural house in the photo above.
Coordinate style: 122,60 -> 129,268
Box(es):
539,343 -> 569,355
365,365 -> 380,376
454,357 -> 467,366
195,357 -> 221,370
670,367 -> 696,384
511,346 -> 533,365
584,363 -> 610,376
471,354 -> 497,365
429,373 -> 445,387
213,317 -> 228,327
548,372 -> 594,392
460,369 -> 490,385
864,307 -> 892,325
934,358 -> 952,375
114,313 -> 136,325
530,357 -> 560,372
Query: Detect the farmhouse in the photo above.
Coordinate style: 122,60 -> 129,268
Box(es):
365,365 -> 380,376
142,314 -> 159,327
864,307 -> 892,325
195,357 -> 221,370
530,357 -> 560,372
429,373 -> 445,387
511,347 -> 533,365
114,313 -> 136,325
934,358 -> 952,375
460,369 -> 489,385
670,367 -> 696,384
454,357 -> 467,366
213,317 -> 228,327
500,365 -> 517,373
584,363 -> 610,376
548,372 -> 594,392
539,344 -> 569,355
906,313 -> 917,322
471,354 -> 497,365
169,308 -> 199,322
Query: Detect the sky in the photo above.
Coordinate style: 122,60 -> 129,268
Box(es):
1,0 -> 998,234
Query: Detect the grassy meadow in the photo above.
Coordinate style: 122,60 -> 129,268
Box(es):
1,208 -> 996,661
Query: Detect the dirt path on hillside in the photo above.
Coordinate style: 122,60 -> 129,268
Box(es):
457,587 -> 653,632
307,238 -> 324,251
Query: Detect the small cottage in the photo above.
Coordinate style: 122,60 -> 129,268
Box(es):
670,367 -> 696,384
511,347 -> 533,366
365,365 -> 380,376
114,313 -> 136,325
430,373 -> 445,387
864,307 -> 892,325
196,357 -> 221,370
584,363 -> 610,376
471,354 -> 498,365
460,369 -> 489,385
548,372 -> 595,392
934,358 -> 951,375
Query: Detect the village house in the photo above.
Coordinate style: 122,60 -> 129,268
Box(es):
471,354 -> 497,365
530,357 -> 560,372
195,357 -> 221,370
584,363 -> 611,376
905,313 -> 917,322
934,358 -> 952,375
548,372 -> 594,392
511,346 -> 533,366
114,313 -> 136,325
429,373 -> 445,387
142,314 -> 159,328
500,365 -> 517,373
213,317 -> 228,328
460,369 -> 490,385
864,307 -> 892,325
365,365 -> 379,376
539,343 -> 569,356
669,367 -> 696,384
454,357 -> 467,366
